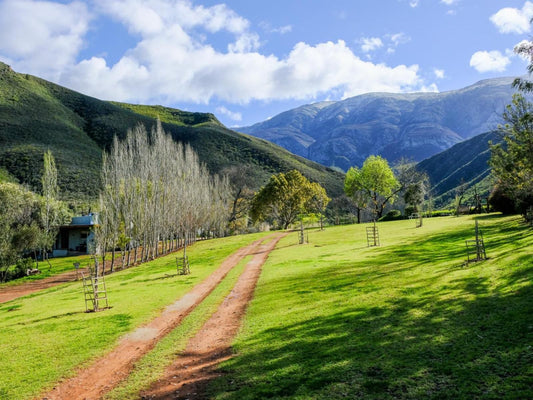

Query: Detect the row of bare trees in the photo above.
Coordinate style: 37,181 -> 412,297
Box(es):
95,121 -> 230,274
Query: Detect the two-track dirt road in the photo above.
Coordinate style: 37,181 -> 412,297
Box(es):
38,232 -> 287,400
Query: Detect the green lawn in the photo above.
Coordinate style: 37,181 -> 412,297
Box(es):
209,214 -> 533,399
0,232 -> 269,400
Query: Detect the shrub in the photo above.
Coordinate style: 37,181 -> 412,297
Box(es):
6,258 -> 34,281
404,206 -> 417,217
378,209 -> 403,221
489,185 -> 517,215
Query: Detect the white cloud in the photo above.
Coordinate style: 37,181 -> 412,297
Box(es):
433,68 -> 445,79
0,0 -> 433,105
383,32 -> 410,54
259,22 -> 292,35
490,1 -> 533,34
228,32 -> 261,53
95,0 -> 250,36
0,0 -> 91,80
388,32 -> 411,46
409,0 -> 420,8
272,25 -> 292,34
440,0 -> 459,5
469,50 -> 511,73
360,37 -> 383,53
216,106 -> 242,122
420,83 -> 439,92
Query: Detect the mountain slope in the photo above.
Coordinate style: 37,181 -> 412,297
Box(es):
239,78 -> 518,170
417,131 -> 500,207
0,62 -> 344,200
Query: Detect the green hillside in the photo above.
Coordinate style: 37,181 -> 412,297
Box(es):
0,62 -> 343,200
417,131 -> 499,207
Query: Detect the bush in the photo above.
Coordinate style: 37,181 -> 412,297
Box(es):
6,258 -> 34,281
427,210 -> 454,217
404,206 -> 417,217
489,185 -> 517,215
378,209 -> 403,221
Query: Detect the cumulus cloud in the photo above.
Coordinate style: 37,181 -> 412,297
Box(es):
440,0 -> 459,5
0,0 -> 91,80
409,0 -> 420,8
490,1 -> 533,34
0,0 -> 432,105
95,0 -> 250,36
360,37 -> 383,53
469,50 -> 511,73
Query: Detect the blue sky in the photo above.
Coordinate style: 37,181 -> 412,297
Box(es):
0,0 -> 530,127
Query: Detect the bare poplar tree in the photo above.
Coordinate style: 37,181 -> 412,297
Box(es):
96,121 -> 230,271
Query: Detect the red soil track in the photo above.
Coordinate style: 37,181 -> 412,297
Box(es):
0,268 -> 88,304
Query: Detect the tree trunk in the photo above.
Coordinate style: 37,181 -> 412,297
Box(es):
110,248 -> 115,273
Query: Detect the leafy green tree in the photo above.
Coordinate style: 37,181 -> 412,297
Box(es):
251,170 -> 329,229
344,156 -> 399,220
306,182 -> 330,230
343,167 -> 368,224
0,183 -> 40,281
490,94 -> 533,215
404,182 -> 426,213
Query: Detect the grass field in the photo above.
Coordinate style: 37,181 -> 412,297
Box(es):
0,232 -> 269,400
1,215 -> 531,399
209,214 -> 532,399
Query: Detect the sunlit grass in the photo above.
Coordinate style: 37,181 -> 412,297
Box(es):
0,232 -> 269,400
210,214 -> 533,399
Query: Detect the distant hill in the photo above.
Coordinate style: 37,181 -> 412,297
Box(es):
0,62 -> 344,201
417,131 -> 500,207
239,78 -> 518,171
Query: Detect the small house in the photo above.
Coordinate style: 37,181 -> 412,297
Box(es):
53,213 -> 99,257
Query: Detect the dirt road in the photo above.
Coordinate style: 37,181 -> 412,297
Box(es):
39,232 -> 286,400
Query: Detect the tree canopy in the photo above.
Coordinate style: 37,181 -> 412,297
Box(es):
490,93 -> 533,215
512,40 -> 533,92
344,156 -> 399,220
250,170 -> 329,229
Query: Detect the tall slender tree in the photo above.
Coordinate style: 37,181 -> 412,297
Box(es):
96,121 -> 230,272
40,150 -> 59,265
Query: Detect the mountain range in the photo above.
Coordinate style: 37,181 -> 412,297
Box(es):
238,78 -> 518,171
0,61 -> 519,211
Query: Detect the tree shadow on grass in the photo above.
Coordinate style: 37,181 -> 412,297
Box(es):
209,273 -> 533,400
